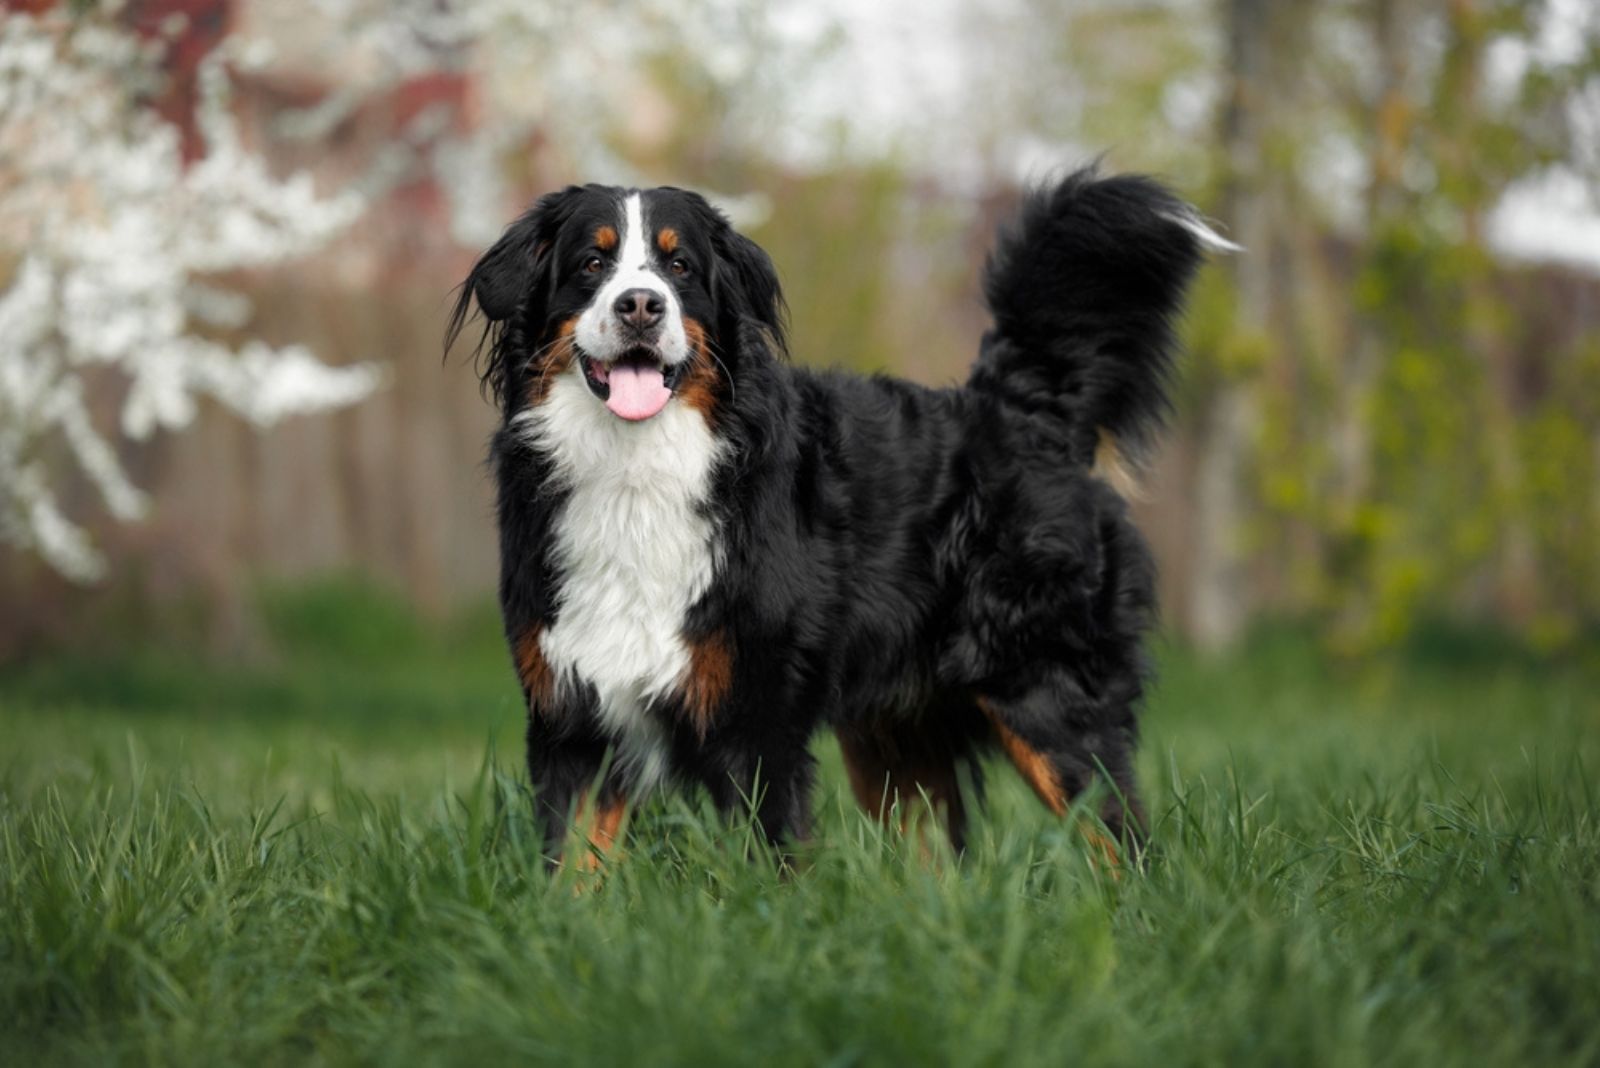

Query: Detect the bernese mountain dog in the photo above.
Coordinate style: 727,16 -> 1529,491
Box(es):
448,167 -> 1227,866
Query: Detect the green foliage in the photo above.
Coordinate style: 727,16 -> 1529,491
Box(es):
747,166 -> 913,372
0,576 -> 516,728
1160,0 -> 1600,653
1356,230 -> 1501,641
1182,266 -> 1274,393
1514,342 -> 1600,647
1291,216 -> 1599,653
2,584 -> 1598,1064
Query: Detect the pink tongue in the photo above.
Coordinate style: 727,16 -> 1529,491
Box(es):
604,363 -> 672,421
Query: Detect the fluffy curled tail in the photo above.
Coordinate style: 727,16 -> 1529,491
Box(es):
969,166 -> 1233,470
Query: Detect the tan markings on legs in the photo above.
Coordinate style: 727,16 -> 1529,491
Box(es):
679,630 -> 732,738
1078,824 -> 1124,874
570,793 -> 629,873
978,699 -> 1123,872
979,700 -> 1067,816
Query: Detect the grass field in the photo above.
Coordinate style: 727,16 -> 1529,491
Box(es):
3,582 -> 1598,1065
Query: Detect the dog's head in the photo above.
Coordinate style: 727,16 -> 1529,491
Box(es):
448,184 -> 786,423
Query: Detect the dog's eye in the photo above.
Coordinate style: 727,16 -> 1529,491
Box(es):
582,256 -> 604,275
669,258 -> 689,277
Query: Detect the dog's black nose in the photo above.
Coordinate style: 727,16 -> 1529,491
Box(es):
613,288 -> 665,330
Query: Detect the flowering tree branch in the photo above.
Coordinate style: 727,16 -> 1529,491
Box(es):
0,7 -> 383,581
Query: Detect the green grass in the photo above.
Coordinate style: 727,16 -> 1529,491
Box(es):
3,583 -> 1598,1065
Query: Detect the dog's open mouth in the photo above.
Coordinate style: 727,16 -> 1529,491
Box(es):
580,349 -> 687,422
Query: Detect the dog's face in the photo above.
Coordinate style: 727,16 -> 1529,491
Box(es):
452,184 -> 786,422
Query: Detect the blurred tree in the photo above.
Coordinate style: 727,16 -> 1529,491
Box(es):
0,0 -> 821,593
1005,0 -> 1600,650
7,0 -> 1595,655
1243,0 -> 1600,650
1194,0 -> 1273,649
0,3 -> 381,581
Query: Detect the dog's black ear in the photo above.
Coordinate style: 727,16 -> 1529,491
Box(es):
714,228 -> 789,356
470,220 -> 549,323
454,188 -> 575,324
445,187 -> 580,402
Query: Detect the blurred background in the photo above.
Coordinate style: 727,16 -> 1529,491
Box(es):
2,0 -> 1598,661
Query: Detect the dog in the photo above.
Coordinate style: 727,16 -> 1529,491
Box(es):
448,167 -> 1224,865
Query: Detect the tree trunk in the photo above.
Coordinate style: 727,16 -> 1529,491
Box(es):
1443,0 -> 1538,626
1338,0 -> 1408,519
1190,0 -> 1272,650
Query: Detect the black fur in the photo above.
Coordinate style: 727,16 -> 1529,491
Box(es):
974,170 -> 1202,462
448,167 -> 1213,861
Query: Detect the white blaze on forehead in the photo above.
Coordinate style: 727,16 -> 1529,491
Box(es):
573,191 -> 690,366
616,193 -> 650,285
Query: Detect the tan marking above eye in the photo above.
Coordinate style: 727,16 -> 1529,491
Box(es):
656,227 -> 679,253
595,226 -> 618,251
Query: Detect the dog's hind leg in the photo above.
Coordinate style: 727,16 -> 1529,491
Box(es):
976,680 -> 1146,866
836,697 -> 987,854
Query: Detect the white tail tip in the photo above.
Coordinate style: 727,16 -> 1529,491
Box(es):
1164,209 -> 1244,254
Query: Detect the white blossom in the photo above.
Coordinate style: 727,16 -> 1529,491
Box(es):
0,8 -> 382,581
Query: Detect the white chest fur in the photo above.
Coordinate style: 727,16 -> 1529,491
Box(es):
519,370 -> 725,791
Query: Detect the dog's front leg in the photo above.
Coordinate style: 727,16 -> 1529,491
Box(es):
524,712 -> 627,870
